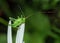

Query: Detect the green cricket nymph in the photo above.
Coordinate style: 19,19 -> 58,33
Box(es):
9,15 -> 25,28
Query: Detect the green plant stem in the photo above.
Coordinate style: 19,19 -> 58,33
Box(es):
54,38 -> 60,43
52,25 -> 60,33
39,36 -> 45,43
0,17 -> 8,26
48,31 -> 59,39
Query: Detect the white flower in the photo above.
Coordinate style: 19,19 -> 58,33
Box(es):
7,20 -> 12,43
7,20 -> 25,43
16,23 -> 25,43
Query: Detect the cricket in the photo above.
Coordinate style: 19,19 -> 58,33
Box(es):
9,14 -> 32,28
9,7 -> 32,28
9,15 -> 25,28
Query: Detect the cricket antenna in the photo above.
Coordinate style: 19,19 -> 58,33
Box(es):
17,5 -> 25,16
20,8 -> 24,15
25,14 -> 33,19
18,5 -> 33,19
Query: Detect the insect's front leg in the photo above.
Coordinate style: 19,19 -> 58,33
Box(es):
9,24 -> 18,31
9,17 -> 16,21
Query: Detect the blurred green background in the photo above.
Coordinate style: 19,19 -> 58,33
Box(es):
0,0 -> 60,43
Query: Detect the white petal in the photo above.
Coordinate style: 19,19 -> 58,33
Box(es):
7,20 -> 12,43
23,41 -> 25,43
16,23 -> 25,43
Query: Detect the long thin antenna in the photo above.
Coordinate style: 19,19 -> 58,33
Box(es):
20,8 -> 24,15
25,14 -> 33,19
18,5 -> 24,16
18,5 -> 33,19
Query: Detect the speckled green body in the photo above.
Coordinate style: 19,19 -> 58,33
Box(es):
12,18 -> 25,28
